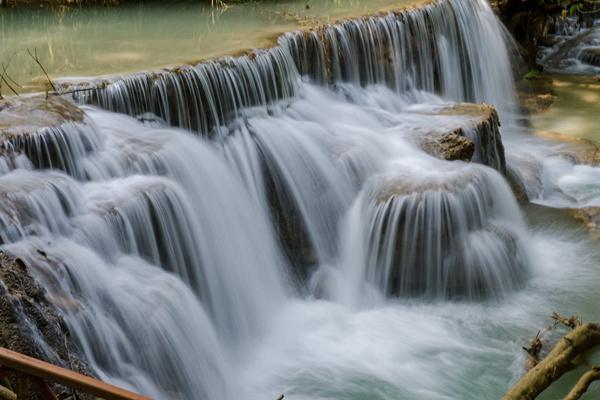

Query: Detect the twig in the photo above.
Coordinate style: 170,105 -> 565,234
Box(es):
551,312 -> 582,329
1,61 -> 21,90
26,47 -> 57,94
0,72 -> 19,96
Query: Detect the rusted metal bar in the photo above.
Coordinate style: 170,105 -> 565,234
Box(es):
0,347 -> 151,400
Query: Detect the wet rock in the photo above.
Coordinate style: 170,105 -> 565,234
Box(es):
421,132 -> 475,162
262,156 -> 317,280
416,103 -> 507,175
506,165 -> 530,203
0,95 -> 94,176
366,170 -> 528,299
579,47 -> 600,67
535,130 -> 600,166
0,95 -> 84,135
0,251 -> 93,399
572,207 -> 600,238
542,28 -> 600,71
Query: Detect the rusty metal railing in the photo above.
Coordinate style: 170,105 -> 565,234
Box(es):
0,347 -> 151,400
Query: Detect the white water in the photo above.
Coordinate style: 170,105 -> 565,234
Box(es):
540,17 -> 600,74
2,0 -> 600,399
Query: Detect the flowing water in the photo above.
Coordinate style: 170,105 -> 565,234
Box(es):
2,0 -> 600,399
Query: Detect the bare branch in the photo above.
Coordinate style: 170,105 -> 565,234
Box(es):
565,367 -> 600,400
26,47 -> 57,93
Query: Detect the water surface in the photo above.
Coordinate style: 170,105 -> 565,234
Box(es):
531,74 -> 600,142
0,0 -> 423,92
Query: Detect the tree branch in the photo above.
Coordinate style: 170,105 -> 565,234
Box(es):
565,367 -> 600,400
503,316 -> 600,400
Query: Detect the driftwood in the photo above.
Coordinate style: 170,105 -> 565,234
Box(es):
503,313 -> 600,400
565,367 -> 600,400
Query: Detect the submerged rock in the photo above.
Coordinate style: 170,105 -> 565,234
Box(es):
516,73 -> 556,114
0,251 -> 93,399
535,130 -> 600,166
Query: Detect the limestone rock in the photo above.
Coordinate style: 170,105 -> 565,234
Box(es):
0,95 -> 84,137
421,132 -> 475,162
0,95 -> 93,176
365,170 -> 527,299
416,103 -> 507,175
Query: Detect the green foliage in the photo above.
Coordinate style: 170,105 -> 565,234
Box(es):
524,69 -> 542,79
537,0 -> 597,16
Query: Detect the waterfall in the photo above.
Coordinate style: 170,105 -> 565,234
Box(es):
0,0 -> 543,398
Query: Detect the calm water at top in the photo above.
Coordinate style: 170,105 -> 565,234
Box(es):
0,0 -> 423,92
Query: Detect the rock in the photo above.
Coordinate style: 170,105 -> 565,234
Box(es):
507,153 -> 545,201
542,28 -> 600,71
365,169 -> 527,299
506,165 -> 530,203
0,251 -> 94,399
579,47 -> 600,67
516,72 -> 556,114
0,95 -> 93,176
421,132 -> 475,162
416,103 -> 507,175
535,130 -> 600,166
572,207 -> 600,239
262,158 -> 317,280
0,95 -> 84,136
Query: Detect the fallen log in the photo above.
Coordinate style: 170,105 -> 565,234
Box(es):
503,314 -> 600,400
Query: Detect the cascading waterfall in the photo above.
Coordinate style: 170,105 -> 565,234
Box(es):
339,166 -> 528,302
2,0 -> 578,398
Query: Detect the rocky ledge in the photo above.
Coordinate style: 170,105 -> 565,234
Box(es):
0,95 -> 84,136
0,95 -> 94,176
